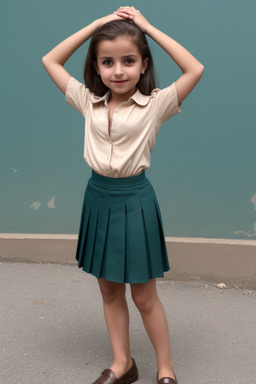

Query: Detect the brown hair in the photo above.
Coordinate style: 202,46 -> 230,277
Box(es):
83,19 -> 157,96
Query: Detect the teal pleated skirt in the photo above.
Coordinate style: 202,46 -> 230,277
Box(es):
75,170 -> 170,283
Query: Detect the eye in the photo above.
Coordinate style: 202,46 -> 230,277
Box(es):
102,59 -> 112,66
125,58 -> 135,65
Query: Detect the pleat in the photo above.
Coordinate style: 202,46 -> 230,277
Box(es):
125,193 -> 150,283
82,201 -> 99,272
75,191 -> 87,263
90,205 -> 110,278
100,198 -> 126,283
76,206 -> 91,267
151,190 -> 170,271
140,187 -> 169,276
76,187 -> 92,267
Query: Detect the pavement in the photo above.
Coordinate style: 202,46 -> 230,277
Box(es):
1,262 -> 256,384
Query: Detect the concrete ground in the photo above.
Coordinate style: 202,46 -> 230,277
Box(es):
1,262 -> 256,384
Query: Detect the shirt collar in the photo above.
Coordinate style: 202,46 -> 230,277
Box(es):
89,88 -> 151,106
89,91 -> 110,104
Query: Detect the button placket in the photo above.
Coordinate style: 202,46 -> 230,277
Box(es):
105,104 -> 117,167
106,136 -> 112,162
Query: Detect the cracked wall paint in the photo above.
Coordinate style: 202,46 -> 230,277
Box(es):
47,195 -> 56,209
24,201 -> 41,211
234,192 -> 256,238
234,222 -> 256,238
251,193 -> 256,211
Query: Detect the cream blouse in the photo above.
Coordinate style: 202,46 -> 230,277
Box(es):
65,76 -> 182,178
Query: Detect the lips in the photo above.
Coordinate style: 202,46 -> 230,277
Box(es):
112,80 -> 128,84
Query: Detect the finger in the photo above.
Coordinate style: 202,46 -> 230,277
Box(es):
115,9 -> 134,17
113,13 -> 127,20
117,6 -> 135,13
115,8 -> 132,13
115,12 -> 134,20
117,7 -> 140,17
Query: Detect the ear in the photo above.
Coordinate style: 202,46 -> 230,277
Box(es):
141,57 -> 149,74
93,60 -> 99,75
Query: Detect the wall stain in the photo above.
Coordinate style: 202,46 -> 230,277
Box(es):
24,201 -> 41,211
234,192 -> 256,238
251,193 -> 256,212
47,195 -> 56,209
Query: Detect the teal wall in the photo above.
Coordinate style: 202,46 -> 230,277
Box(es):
1,0 -> 255,238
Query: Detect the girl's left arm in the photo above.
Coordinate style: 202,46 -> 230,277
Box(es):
115,7 -> 204,105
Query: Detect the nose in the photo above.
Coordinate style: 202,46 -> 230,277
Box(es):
114,63 -> 124,77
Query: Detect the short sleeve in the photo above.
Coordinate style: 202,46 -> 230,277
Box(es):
151,82 -> 182,124
65,76 -> 90,116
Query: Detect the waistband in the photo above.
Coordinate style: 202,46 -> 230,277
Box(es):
91,170 -> 146,188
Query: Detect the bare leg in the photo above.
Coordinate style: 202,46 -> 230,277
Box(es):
130,279 -> 175,380
98,278 -> 133,378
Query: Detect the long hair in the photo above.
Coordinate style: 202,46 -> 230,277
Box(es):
83,20 -> 157,96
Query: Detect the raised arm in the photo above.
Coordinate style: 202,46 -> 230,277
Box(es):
42,13 -> 123,94
114,6 -> 204,104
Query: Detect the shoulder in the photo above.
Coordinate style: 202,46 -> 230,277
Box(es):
65,76 -> 91,98
150,82 -> 177,98
134,83 -> 177,104
149,82 -> 182,123
65,76 -> 92,115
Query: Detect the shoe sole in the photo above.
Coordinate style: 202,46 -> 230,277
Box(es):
123,372 -> 139,384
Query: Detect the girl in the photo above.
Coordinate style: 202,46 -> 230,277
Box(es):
42,6 -> 204,384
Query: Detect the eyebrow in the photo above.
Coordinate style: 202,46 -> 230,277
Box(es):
99,55 -> 138,60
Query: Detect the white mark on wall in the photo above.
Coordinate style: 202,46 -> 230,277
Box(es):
234,222 -> 256,238
251,193 -> 256,211
10,168 -> 18,173
24,201 -> 41,211
47,195 -> 56,209
234,192 -> 256,238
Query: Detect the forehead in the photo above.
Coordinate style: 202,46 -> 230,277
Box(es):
96,36 -> 141,58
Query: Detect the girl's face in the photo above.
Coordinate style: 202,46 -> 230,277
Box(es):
94,36 -> 149,101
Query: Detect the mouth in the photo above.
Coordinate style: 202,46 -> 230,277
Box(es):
111,80 -> 128,85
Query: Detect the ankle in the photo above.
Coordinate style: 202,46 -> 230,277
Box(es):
111,357 -> 133,378
157,361 -> 175,380
113,356 -> 133,369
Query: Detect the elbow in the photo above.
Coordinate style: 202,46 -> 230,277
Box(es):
42,53 -> 50,62
42,55 -> 47,67
192,64 -> 204,82
197,64 -> 205,77
42,54 -> 52,66
42,55 -> 52,71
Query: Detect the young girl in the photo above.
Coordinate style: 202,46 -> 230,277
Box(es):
42,6 -> 204,384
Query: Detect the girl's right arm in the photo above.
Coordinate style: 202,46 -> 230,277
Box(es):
42,13 -> 123,94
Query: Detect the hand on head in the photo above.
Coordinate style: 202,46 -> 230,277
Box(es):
97,7 -> 150,33
114,6 -> 150,33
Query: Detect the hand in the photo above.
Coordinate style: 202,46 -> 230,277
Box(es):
114,6 -> 151,33
97,12 -> 125,28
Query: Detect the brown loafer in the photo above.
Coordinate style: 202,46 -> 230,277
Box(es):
92,358 -> 138,384
157,373 -> 178,384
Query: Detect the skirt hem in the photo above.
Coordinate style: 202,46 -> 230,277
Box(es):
78,264 -> 170,284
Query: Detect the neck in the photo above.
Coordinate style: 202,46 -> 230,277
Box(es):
109,88 -> 136,105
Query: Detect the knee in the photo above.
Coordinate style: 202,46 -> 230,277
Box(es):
131,292 -> 154,315
99,280 -> 125,304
